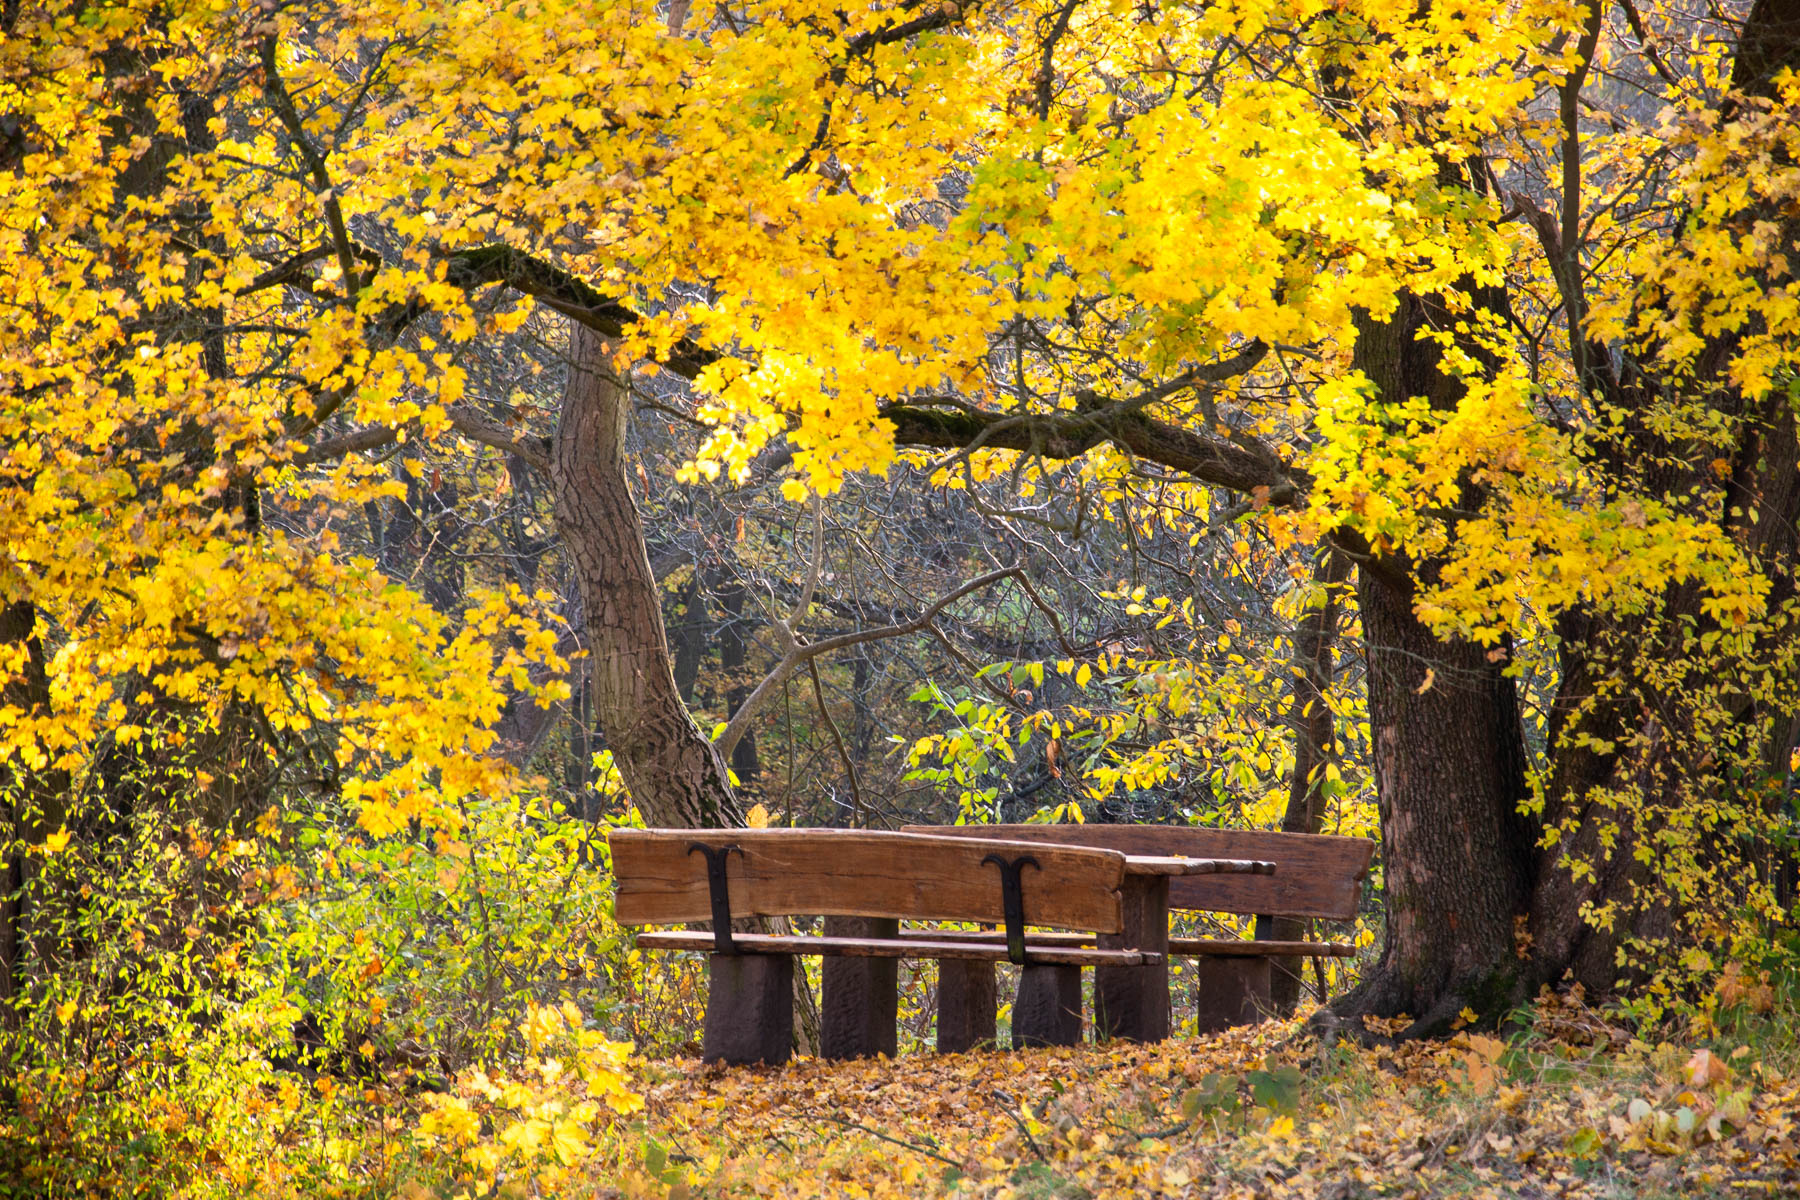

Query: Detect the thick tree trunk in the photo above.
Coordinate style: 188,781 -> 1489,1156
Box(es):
1331,566 -> 1537,1034
1326,287 -> 1540,1035
1518,0 -> 1800,999
551,325 -> 742,829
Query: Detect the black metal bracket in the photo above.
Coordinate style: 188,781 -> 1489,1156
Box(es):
982,853 -> 1040,965
687,842 -> 744,954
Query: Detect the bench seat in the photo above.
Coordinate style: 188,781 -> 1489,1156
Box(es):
881,928 -> 1356,958
1169,937 -> 1356,958
633,930 -> 1157,967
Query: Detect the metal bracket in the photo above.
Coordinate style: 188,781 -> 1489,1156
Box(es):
687,842 -> 744,954
982,853 -> 1040,965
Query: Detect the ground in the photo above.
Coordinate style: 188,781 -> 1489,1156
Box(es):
607,1003 -> 1800,1199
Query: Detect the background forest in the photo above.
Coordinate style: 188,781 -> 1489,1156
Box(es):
3,0 -> 1800,1194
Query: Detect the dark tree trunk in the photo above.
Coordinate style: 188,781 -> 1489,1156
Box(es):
1328,0 -> 1800,1032
1336,565 -> 1536,1033
1516,0 -> 1800,1001
1326,285 -> 1540,1034
551,326 -> 742,829
670,574 -> 708,704
0,600 -> 62,1022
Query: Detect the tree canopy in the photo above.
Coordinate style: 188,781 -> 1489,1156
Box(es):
4,0 -> 1800,1187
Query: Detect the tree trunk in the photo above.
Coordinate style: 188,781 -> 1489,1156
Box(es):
1326,288 -> 1539,1035
551,325 -> 742,829
1334,566 -> 1536,1033
0,599 -> 63,1022
670,574 -> 708,704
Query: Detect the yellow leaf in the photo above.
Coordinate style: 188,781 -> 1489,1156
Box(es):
746,803 -> 770,829
1415,668 -> 1435,694
42,828 -> 71,854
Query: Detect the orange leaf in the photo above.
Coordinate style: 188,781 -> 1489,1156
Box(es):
1684,1048 -> 1730,1090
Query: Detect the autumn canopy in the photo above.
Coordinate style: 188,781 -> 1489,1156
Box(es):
3,0 -> 1800,1191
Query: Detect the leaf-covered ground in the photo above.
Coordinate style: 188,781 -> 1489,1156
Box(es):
617,1011 -> 1800,1199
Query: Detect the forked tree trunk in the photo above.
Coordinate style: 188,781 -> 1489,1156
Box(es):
552,325 -> 742,829
1328,0 -> 1800,1032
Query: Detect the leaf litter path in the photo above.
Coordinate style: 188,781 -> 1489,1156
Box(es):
624,1017 -> 1800,1198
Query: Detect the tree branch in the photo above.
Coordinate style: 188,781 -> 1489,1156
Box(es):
715,565 -> 1032,758
295,406 -> 551,472
432,248 -> 1297,505
439,244 -> 721,379
258,35 -> 361,297
784,0 -> 974,178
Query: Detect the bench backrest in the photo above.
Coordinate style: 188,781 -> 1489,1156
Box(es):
609,828 -> 1127,932
902,824 -> 1373,921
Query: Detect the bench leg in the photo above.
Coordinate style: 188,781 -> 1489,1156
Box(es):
1013,963 -> 1082,1049
1095,874 -> 1171,1043
936,958 -> 997,1053
820,917 -> 899,1059
703,953 -> 794,1066
1194,956 -> 1272,1034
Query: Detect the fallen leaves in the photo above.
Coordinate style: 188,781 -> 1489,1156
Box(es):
610,1016 -> 1800,1199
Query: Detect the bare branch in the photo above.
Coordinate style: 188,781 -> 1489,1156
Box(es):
716,565 -> 1032,759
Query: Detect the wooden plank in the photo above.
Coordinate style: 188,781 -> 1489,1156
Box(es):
610,828 -> 1125,931
898,929 -> 1094,945
1169,937 -> 1357,957
903,825 -> 1373,921
898,931 -> 1357,957
632,930 -> 1151,967
1122,855 -> 1276,876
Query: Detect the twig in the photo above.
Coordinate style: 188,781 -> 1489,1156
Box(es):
818,1114 -> 965,1169
716,565 -> 1034,758
989,1089 -> 1049,1162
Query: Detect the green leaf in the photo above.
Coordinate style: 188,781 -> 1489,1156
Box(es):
1248,1065 -> 1301,1114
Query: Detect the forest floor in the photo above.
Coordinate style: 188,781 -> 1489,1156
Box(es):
614,996 -> 1800,1199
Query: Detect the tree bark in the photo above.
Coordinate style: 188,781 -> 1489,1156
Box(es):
551,325 -> 742,829
0,599 -> 62,1022
1324,286 -> 1540,1035
1335,565 -> 1536,1033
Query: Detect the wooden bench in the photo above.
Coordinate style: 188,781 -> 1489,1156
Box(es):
903,824 -> 1373,1031
609,827 -> 1210,1064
